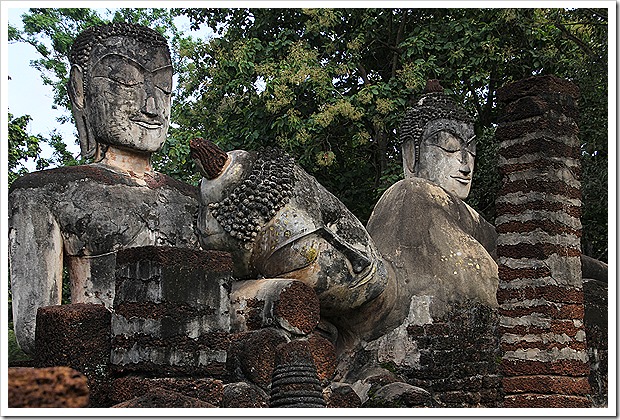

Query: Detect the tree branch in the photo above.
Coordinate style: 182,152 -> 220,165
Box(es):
358,63 -> 370,85
391,11 -> 407,78
554,21 -> 597,59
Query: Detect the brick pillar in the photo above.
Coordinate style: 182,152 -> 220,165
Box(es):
495,75 -> 591,408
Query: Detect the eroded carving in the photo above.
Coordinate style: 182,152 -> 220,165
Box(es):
191,139 -> 388,317
8,23 -> 199,355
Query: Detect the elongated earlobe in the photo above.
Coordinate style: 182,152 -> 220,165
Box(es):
402,141 -> 417,178
68,65 -> 85,110
68,64 -> 96,159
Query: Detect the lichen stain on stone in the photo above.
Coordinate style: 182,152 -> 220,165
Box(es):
302,246 -> 319,264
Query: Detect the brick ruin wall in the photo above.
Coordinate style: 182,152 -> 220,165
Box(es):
403,302 -> 502,407
495,75 -> 591,408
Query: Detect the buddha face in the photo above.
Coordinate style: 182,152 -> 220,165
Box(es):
84,36 -> 172,153
405,119 -> 476,200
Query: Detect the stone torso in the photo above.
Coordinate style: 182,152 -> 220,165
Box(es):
9,164 -> 199,257
366,177 -> 498,321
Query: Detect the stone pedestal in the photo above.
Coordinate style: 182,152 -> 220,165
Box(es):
496,75 -> 591,407
111,246 -> 233,378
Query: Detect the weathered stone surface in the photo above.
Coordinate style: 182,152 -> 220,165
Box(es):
583,277 -> 608,407
110,376 -> 223,406
307,333 -> 337,382
496,75 -> 590,408
9,166 -> 200,357
341,366 -> 405,405
404,303 -> 502,407
398,80 -> 476,200
496,74 -> 580,103
221,382 -> 269,408
269,340 -> 326,408
366,178 -> 498,322
502,376 -> 591,395
34,303 -> 111,407
112,387 -> 216,408
365,382 -> 432,408
581,255 -> 608,283
227,328 -> 289,388
230,279 -> 320,335
8,367 -> 89,408
335,300 -> 502,408
499,94 -> 579,123
323,382 -> 362,408
503,394 -> 591,408
324,174 -> 501,407
111,246 -> 233,378
9,23 -> 200,358
193,141 -> 389,319
190,137 -> 229,179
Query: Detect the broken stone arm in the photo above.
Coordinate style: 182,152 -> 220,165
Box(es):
9,195 -> 63,355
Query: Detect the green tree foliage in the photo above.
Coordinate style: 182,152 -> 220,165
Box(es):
176,8 -> 608,260
8,112 -> 79,187
9,7 -> 608,260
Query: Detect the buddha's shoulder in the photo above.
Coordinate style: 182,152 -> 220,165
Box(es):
376,178 -> 457,208
9,165 -> 198,199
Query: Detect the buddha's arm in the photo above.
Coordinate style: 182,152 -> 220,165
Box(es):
8,193 -> 63,355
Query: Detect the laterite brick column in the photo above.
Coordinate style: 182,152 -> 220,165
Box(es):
495,75 -> 591,408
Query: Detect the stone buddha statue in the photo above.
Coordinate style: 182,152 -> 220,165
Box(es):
400,79 -> 477,200
189,81 -> 501,403
318,81 -> 494,329
190,139 -> 388,319
8,23 -> 199,354
324,82 -> 500,391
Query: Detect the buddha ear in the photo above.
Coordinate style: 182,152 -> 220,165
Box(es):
68,65 -> 85,110
402,141 -> 417,178
68,64 -> 96,159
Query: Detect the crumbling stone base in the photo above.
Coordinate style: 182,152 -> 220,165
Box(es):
403,302 -> 502,407
111,246 -> 233,378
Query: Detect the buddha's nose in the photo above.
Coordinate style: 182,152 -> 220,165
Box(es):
459,150 -> 472,175
142,96 -> 158,117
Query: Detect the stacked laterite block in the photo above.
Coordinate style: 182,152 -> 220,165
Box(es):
34,303 -> 112,407
495,75 -> 591,408
404,303 -> 502,407
111,246 -> 234,378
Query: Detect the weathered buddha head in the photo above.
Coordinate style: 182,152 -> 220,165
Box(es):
400,80 -> 476,199
68,23 -> 172,159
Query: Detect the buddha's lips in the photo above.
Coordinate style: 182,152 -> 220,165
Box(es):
451,176 -> 471,184
131,119 -> 163,129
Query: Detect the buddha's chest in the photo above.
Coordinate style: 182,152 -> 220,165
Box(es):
50,182 -> 199,256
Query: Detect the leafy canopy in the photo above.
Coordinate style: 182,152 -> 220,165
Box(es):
8,7 -> 609,260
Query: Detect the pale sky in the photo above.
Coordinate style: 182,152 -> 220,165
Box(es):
7,7 -> 79,166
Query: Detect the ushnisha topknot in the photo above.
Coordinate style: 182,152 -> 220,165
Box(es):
190,138 -> 230,180
399,79 -> 475,166
69,22 -> 170,90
